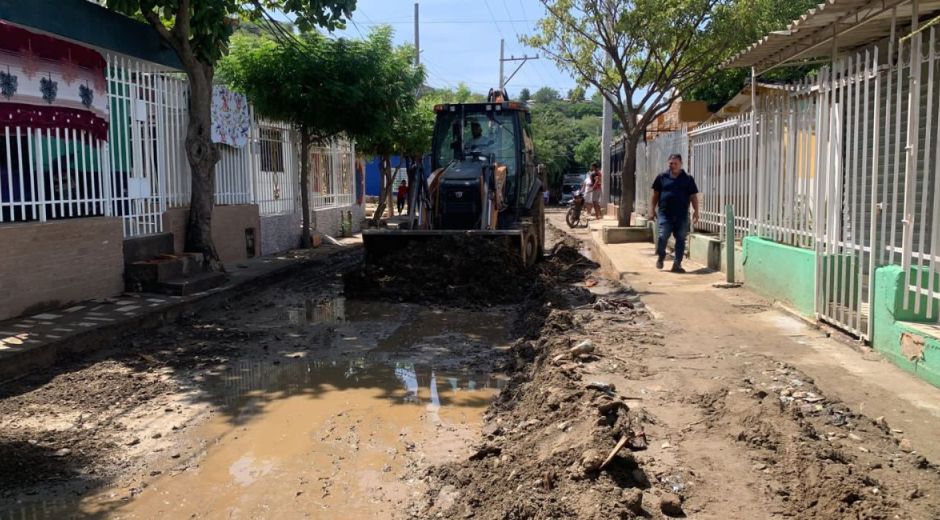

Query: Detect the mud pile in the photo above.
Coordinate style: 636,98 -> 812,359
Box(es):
344,236 -> 538,305
695,362 -> 940,519
411,273 -> 662,518
409,232 -> 940,519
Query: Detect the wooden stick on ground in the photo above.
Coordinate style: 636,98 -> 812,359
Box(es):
600,434 -> 630,470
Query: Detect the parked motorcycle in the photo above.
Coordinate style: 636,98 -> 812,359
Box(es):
566,190 -> 587,228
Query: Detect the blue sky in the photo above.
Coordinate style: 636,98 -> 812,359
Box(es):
326,0 -> 580,97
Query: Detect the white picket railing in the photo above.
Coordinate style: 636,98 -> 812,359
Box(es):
689,118 -> 752,237
308,140 -> 355,210
252,121 -> 299,216
0,126 -> 109,224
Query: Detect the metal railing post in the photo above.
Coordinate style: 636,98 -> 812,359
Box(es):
726,203 -> 735,283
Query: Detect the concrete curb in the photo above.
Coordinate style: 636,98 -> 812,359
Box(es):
0,246 -> 357,384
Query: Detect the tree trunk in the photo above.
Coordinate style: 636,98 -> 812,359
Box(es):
618,136 -> 639,227
299,129 -> 312,248
387,158 -> 400,218
371,155 -> 392,226
183,62 -> 222,270
407,155 -> 420,229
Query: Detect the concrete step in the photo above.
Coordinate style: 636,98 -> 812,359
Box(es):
125,254 -> 204,292
157,271 -> 227,296
123,233 -> 175,264
126,257 -> 183,292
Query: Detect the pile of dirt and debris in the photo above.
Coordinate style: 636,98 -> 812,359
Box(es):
409,226 -> 940,519
693,361 -> 940,519
344,236 -> 539,305
411,270 -> 672,518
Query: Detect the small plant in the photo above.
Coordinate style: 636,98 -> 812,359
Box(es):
0,69 -> 17,99
40,75 -> 57,104
79,83 -> 94,108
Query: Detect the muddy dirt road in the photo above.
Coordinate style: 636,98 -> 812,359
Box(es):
2,222 -> 940,519
0,248 -> 516,519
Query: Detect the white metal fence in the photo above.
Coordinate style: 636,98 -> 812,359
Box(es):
309,140 -> 355,209
635,31 -> 940,335
0,50 -> 359,246
252,121 -> 299,216
636,130 -> 687,217
897,27 -> 940,320
0,126 -> 109,224
689,118 -> 752,237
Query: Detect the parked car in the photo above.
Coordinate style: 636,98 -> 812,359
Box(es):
559,172 -> 587,205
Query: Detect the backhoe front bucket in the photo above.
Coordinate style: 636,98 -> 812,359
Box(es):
361,229 -> 525,265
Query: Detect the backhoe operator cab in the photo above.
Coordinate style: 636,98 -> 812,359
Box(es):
361,96 -> 545,267
430,101 -> 544,257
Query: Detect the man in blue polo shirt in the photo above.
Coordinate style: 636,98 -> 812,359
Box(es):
648,154 -> 699,273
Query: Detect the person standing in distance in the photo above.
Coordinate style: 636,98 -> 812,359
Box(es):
588,162 -> 603,219
648,154 -> 699,273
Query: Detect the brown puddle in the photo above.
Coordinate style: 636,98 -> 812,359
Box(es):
3,300 -> 510,520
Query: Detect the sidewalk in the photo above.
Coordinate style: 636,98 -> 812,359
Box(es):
0,238 -> 360,383
547,209 -> 940,462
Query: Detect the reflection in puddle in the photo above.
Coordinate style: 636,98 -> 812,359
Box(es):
1,301 -> 511,519
286,298 -> 346,325
205,358 -> 504,420
229,454 -> 276,486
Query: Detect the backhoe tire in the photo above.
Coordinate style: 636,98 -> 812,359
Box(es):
523,231 -> 539,268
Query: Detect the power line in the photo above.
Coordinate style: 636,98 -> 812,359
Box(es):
482,0 -> 506,39
360,19 -> 537,25
348,17 -> 365,39
501,0 -> 523,38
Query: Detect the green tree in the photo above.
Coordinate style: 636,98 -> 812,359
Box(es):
524,0 -> 739,225
348,37 -> 426,224
529,92 -> 600,190
219,31 -> 383,247
567,85 -> 586,102
684,0 -> 818,108
453,82 -> 486,103
533,86 -> 560,104
105,0 -> 354,268
518,87 -> 532,102
574,135 -> 600,166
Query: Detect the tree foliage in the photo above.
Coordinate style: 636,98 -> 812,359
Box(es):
567,85 -> 586,102
523,0 -> 739,224
683,0 -> 820,108
529,92 -> 602,190
219,32 -> 374,139
219,29 -> 392,246
574,134 -> 600,166
533,86 -> 561,104
518,87 -> 532,102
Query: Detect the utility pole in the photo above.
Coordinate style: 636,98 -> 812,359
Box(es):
414,2 -> 420,66
499,38 -> 538,91
499,39 -> 504,89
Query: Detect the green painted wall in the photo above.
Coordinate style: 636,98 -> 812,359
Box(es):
872,266 -> 940,388
742,237 -> 816,316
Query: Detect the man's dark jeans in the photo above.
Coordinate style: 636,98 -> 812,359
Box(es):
656,214 -> 689,267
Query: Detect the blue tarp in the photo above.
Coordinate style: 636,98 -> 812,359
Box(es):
364,155 -> 432,196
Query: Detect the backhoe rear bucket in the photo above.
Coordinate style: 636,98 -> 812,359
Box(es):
361,229 -> 525,265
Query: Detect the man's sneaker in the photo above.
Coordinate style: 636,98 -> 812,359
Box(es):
656,257 -> 664,270
670,265 -> 686,273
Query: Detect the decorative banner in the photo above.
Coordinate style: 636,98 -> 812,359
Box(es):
211,85 -> 250,148
0,22 -> 109,140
